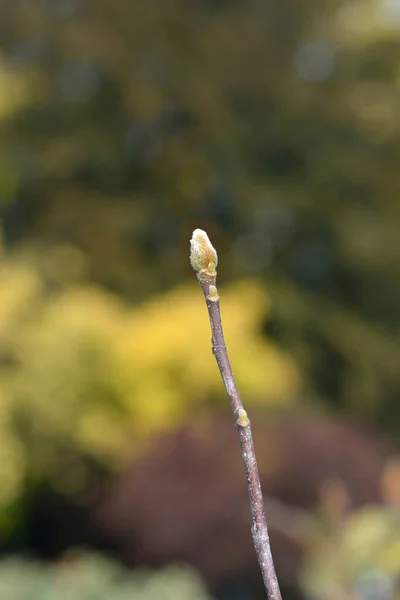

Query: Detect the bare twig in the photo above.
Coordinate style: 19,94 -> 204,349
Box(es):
190,229 -> 282,600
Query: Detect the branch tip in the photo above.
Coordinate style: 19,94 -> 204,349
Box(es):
192,231 -> 282,600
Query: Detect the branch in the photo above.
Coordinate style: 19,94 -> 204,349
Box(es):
190,229 -> 282,600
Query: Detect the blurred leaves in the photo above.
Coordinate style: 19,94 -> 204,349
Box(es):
301,457 -> 400,600
0,552 -> 212,600
302,507 -> 400,600
95,412 -> 391,595
0,0 -> 399,435
0,1 -> 399,597
0,253 -> 298,527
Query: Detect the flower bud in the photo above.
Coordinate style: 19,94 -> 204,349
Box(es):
190,229 -> 218,279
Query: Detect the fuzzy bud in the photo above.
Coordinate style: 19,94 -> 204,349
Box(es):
190,229 -> 218,279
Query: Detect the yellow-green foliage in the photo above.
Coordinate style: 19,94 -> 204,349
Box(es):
0,254 -> 299,516
301,505 -> 400,600
0,552 -> 212,600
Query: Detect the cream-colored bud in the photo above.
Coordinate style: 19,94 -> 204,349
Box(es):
190,229 -> 218,277
207,284 -> 219,302
237,409 -> 250,428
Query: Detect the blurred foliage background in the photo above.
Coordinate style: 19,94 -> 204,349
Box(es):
0,0 -> 399,598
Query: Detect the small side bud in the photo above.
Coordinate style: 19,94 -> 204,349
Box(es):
207,284 -> 219,302
237,409 -> 250,428
190,229 -> 218,280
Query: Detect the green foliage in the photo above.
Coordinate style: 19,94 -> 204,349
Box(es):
0,1 -> 399,588
0,553 -> 212,600
0,0 -> 399,435
0,252 -> 298,530
301,463 -> 400,600
301,506 -> 400,600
